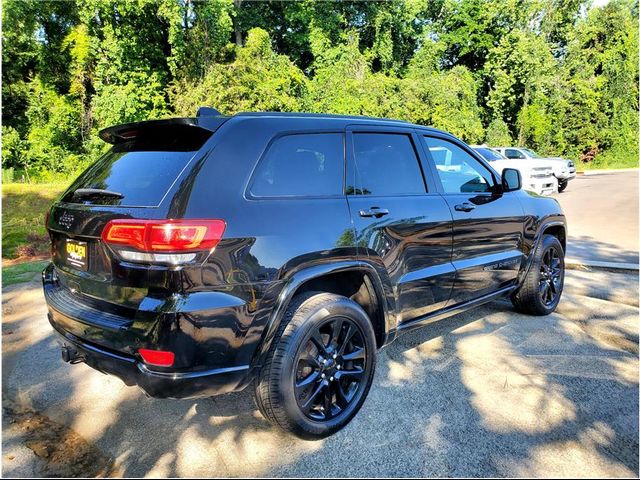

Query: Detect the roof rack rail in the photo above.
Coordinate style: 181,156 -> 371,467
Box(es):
233,111 -> 412,123
197,106 -> 222,117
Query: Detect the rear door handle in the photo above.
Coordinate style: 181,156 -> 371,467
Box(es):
454,202 -> 476,212
359,207 -> 389,218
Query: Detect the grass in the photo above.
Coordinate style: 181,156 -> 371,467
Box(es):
2,182 -> 67,260
576,152 -> 639,170
2,260 -> 50,287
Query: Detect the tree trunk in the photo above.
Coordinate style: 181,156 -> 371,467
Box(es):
233,0 -> 243,46
518,84 -> 530,146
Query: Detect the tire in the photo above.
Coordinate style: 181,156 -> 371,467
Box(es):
254,291 -> 377,439
558,180 -> 568,192
512,234 -> 565,315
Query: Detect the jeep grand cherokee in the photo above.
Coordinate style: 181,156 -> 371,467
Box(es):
43,110 -> 567,439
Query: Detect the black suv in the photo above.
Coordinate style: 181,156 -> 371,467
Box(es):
43,111 -> 566,439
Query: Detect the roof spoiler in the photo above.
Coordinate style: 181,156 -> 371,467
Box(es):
98,117 -> 227,145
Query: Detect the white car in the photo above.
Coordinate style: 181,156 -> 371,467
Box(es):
471,145 -> 558,196
493,147 -> 576,192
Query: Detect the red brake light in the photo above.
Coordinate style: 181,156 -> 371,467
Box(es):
101,219 -> 226,252
138,349 -> 175,367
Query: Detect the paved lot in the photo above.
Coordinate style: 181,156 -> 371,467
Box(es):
3,270 -> 638,477
554,171 -> 639,266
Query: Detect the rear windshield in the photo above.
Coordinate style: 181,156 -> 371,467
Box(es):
62,142 -> 203,207
62,148 -> 194,207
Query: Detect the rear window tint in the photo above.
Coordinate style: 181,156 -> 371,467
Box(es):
250,133 -> 344,197
62,145 -> 198,207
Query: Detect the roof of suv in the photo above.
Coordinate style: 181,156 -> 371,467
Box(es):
231,111 -> 447,132
99,111 -> 449,144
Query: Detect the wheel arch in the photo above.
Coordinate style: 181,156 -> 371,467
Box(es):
251,261 -> 396,369
542,223 -> 567,252
517,218 -> 567,287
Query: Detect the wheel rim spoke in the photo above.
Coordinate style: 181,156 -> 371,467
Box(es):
322,386 -> 333,419
300,353 -> 321,369
337,324 -> 355,356
302,380 -> 326,410
335,382 -> 350,409
539,281 -> 549,297
342,346 -> 365,362
336,367 -> 364,382
295,370 -> 320,390
310,331 -> 329,356
328,318 -> 343,349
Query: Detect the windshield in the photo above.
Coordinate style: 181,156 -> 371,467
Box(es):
522,148 -> 541,158
473,147 -> 504,161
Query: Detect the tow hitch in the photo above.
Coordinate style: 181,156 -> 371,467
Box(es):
61,345 -> 86,364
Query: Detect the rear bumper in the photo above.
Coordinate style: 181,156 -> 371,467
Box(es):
49,316 -> 253,399
41,262 -> 262,399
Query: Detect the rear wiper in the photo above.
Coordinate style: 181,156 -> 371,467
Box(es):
73,188 -> 124,199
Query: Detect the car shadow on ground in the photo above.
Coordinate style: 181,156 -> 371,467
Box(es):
3,281 -> 638,477
566,234 -> 639,265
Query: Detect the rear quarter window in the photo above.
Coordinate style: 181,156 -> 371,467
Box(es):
249,133 -> 344,197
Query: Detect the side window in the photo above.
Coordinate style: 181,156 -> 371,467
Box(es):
505,149 -> 525,159
423,137 -> 494,194
250,133 -> 344,197
347,133 -> 426,196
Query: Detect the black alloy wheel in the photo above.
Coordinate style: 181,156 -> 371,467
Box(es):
511,234 -> 565,315
254,292 -> 377,439
539,246 -> 562,306
294,316 -> 367,421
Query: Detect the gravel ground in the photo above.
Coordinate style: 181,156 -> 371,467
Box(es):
2,269 -> 638,478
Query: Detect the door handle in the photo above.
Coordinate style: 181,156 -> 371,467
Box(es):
454,202 -> 476,212
359,207 -> 389,218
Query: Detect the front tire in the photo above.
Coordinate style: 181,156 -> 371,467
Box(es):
558,180 -> 568,192
512,234 -> 565,315
254,292 -> 377,439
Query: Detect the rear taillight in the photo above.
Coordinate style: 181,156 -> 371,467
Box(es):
101,219 -> 226,265
138,349 -> 175,367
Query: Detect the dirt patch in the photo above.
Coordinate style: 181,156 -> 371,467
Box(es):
3,401 -> 116,477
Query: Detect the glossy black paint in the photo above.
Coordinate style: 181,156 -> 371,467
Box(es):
43,112 -> 566,399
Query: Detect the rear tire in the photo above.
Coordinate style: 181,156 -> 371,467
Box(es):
512,234 -> 565,315
254,292 -> 377,439
558,180 -> 568,192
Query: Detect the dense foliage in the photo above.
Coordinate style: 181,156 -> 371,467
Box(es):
2,0 -> 638,181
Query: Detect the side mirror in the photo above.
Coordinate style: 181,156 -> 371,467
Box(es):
501,168 -> 521,192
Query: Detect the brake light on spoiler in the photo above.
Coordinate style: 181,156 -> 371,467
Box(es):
101,219 -> 226,265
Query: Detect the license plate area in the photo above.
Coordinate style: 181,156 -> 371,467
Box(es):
65,239 -> 88,271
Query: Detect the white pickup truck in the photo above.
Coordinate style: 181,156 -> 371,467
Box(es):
493,147 -> 576,192
471,145 -> 557,196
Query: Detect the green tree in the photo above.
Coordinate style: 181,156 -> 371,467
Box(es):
484,117 -> 513,146
171,28 -> 307,115
1,0 -> 638,179
554,0 -> 638,164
